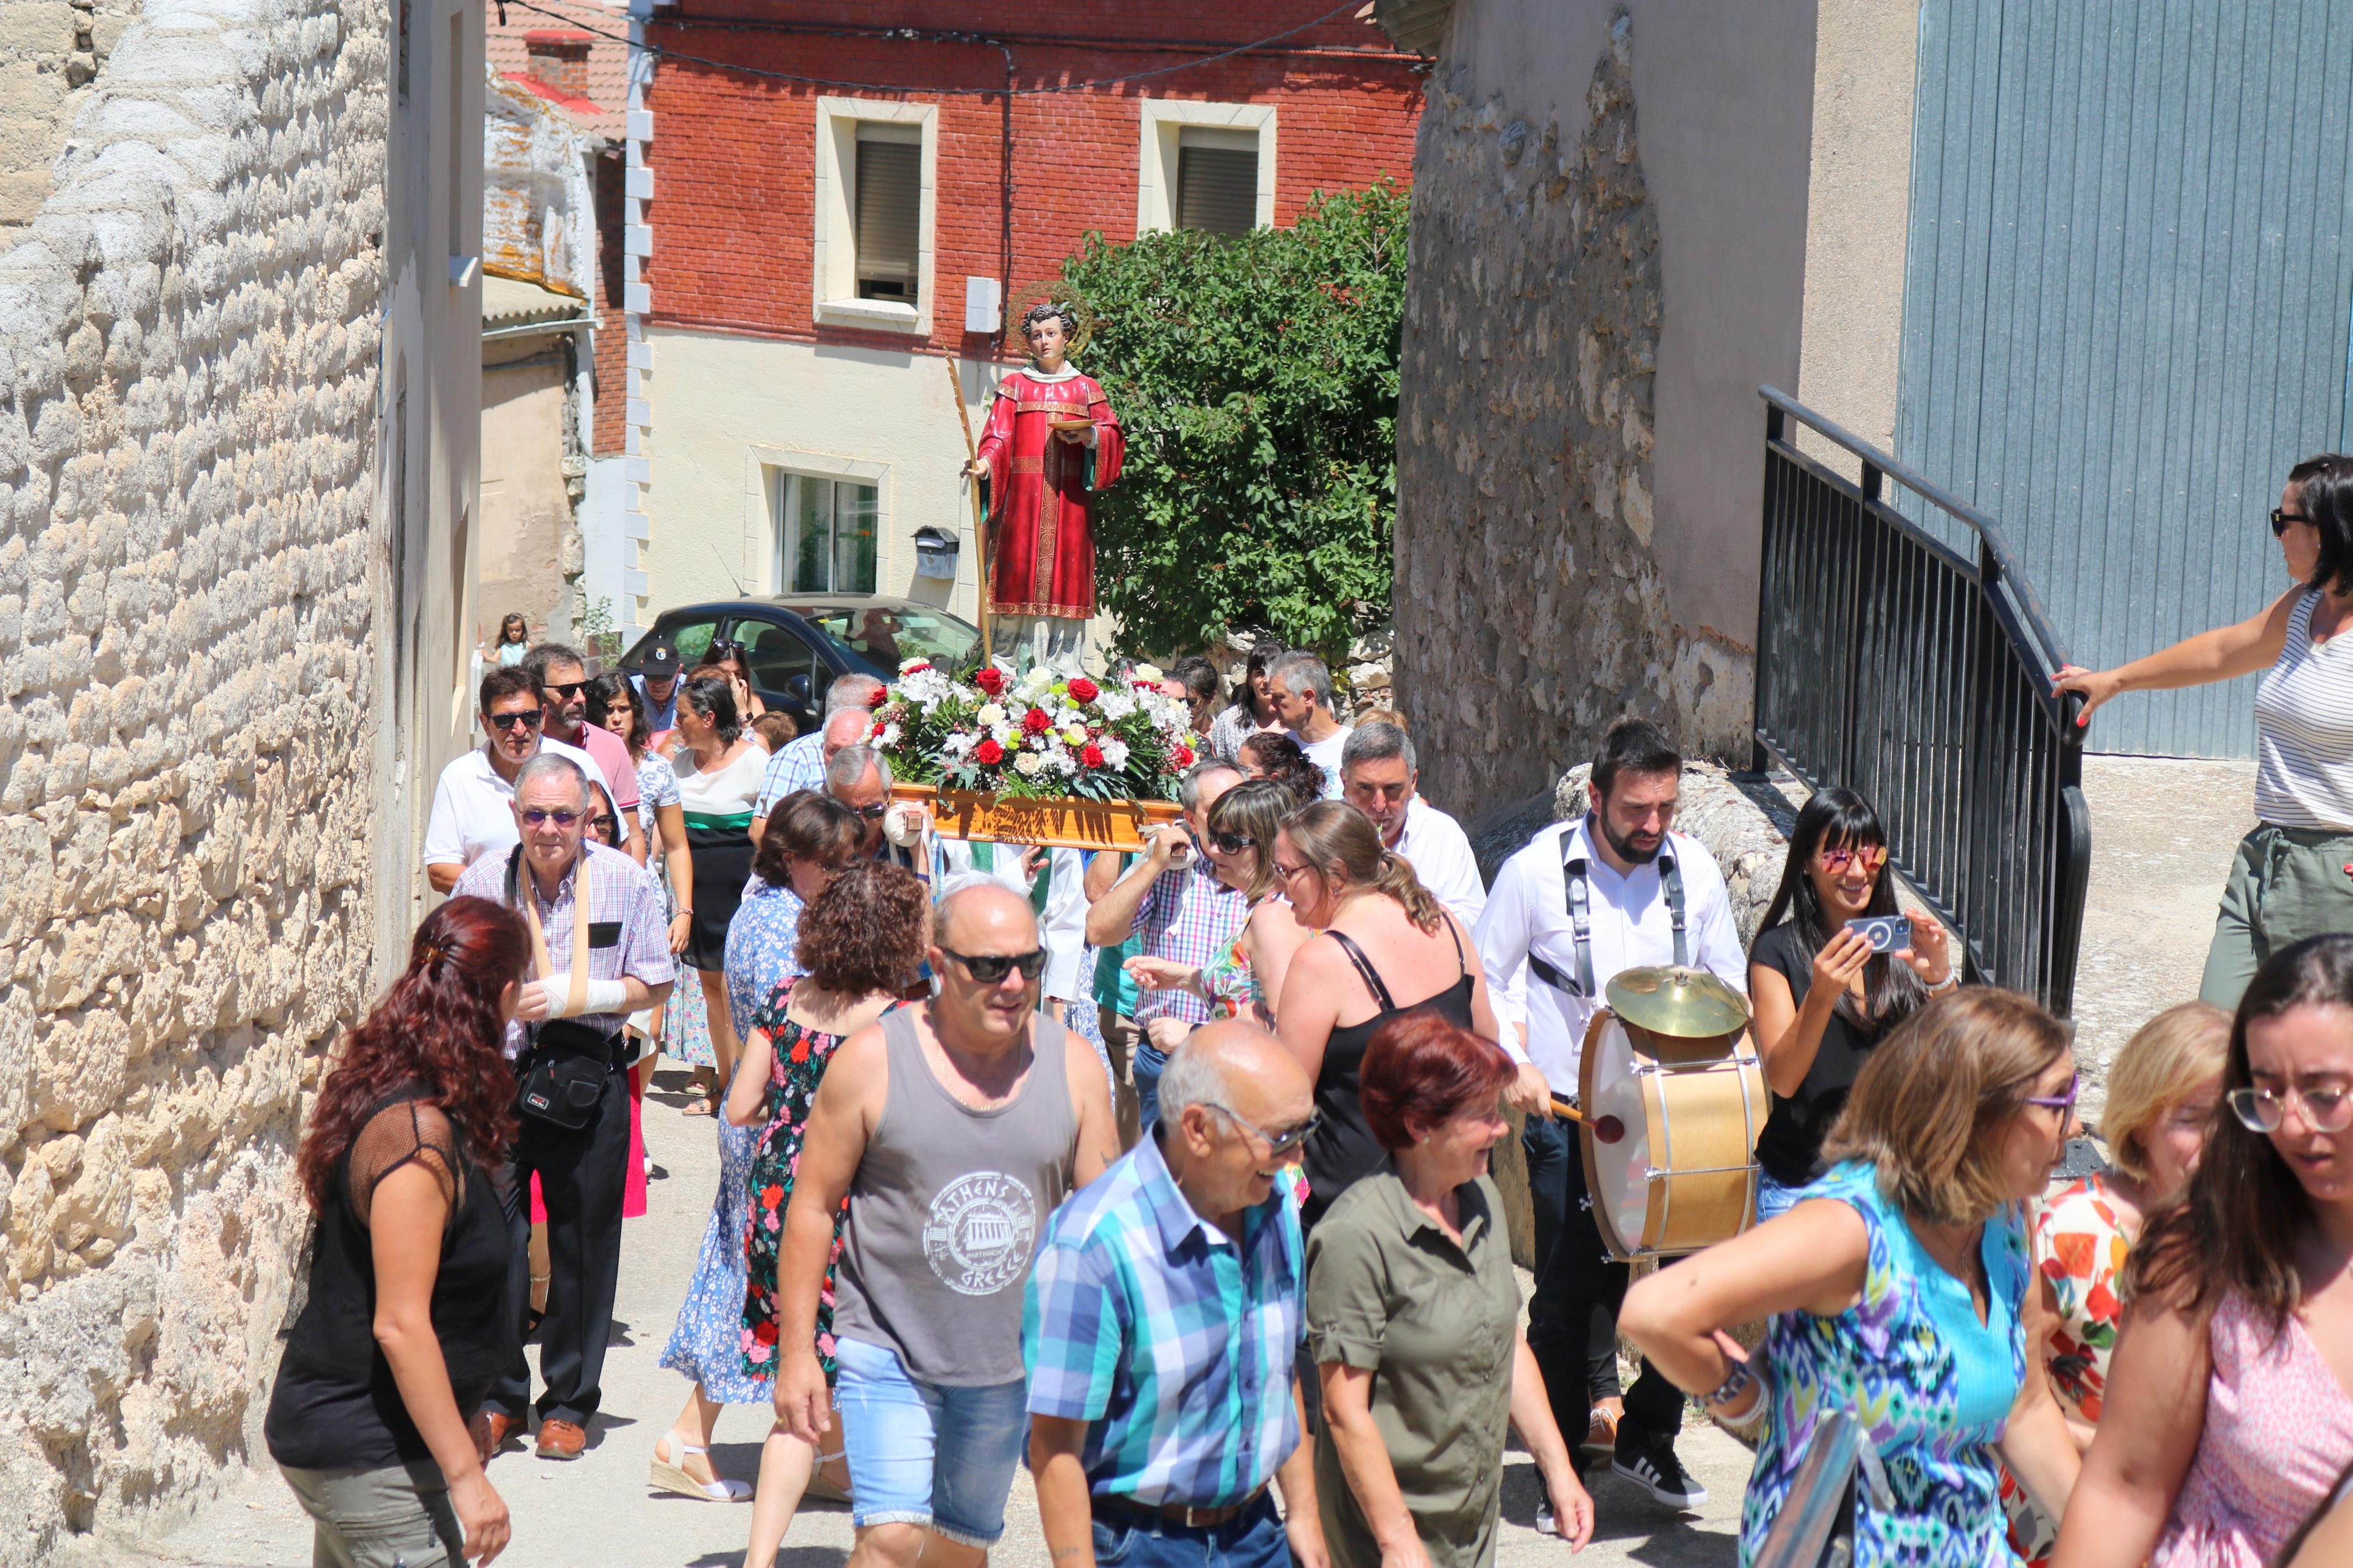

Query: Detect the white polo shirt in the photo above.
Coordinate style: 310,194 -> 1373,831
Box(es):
1393,795 -> 1486,928
1289,723 -> 1353,799
421,737 -> 605,872
1474,815 -> 1747,1096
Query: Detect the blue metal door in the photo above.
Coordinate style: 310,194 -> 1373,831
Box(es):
1897,0 -> 2353,757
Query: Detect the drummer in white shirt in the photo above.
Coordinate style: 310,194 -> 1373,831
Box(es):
1474,716 -> 1745,1514
1338,720 -> 1486,926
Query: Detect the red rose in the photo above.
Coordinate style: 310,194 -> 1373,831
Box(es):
974,666 -> 1006,695
975,737 -> 1005,765
1021,706 -> 1051,735
867,685 -> 890,707
871,718 -> 886,738
1081,742 -> 1105,767
1172,744 -> 1195,767
1067,677 -> 1099,703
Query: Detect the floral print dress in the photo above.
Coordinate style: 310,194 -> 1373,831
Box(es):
739,977 -> 875,1379
2002,1174 -> 2132,1566
1741,1160 -> 2029,1568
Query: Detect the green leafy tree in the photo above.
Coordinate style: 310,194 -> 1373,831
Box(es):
1060,183 -> 1406,664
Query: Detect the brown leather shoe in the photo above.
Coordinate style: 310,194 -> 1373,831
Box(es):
536,1418 -> 587,1460
470,1410 -> 519,1464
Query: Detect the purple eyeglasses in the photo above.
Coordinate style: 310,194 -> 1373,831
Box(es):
2021,1070 -> 2079,1114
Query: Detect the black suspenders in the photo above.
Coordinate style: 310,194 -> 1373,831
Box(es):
1525,821 -> 1687,998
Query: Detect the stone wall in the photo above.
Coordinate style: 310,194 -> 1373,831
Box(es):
0,0 -> 386,1555
1394,13 -> 1754,815
0,0 -> 142,245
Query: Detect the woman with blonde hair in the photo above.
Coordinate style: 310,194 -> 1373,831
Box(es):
1621,987 -> 2084,1564
1273,799 -> 1499,1226
1123,779 -> 1310,1027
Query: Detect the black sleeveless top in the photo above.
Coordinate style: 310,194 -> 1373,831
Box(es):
1300,920 -> 1476,1229
265,1087 -> 517,1470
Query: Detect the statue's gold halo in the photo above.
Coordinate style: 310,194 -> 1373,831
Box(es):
1009,281 -> 1096,359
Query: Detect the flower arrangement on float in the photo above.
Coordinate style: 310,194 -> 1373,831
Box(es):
868,657 -> 1198,808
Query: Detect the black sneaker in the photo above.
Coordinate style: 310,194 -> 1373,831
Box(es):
1612,1439 -> 1707,1509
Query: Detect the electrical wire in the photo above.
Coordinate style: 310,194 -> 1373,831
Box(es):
495,0 -> 1378,97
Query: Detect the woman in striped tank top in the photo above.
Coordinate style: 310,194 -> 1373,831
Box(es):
2055,455 -> 2353,1009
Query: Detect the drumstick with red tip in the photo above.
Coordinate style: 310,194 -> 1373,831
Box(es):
1548,1093 -> 1625,1144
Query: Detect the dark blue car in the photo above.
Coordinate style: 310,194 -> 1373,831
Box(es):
619,594 -> 982,733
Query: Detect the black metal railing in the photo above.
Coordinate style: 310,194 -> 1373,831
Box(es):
1753,386 -> 2091,1016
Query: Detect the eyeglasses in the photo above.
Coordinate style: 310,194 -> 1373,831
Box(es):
520,808 -> 582,827
2272,508 -> 2315,537
588,814 -> 616,837
543,681 -> 586,701
2227,1082 -> 2353,1134
1203,1103 -> 1321,1158
849,801 -> 888,820
1273,860 -> 1314,881
1209,830 -> 1257,855
487,709 -> 545,732
2021,1070 -> 2080,1114
939,947 -> 1048,984
1819,844 -> 1888,875
709,639 -> 747,660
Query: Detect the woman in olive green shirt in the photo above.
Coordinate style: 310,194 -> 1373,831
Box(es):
1308,1015 -> 1594,1566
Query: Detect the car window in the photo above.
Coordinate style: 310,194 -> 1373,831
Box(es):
660,617 -> 720,670
801,607 -> 978,670
734,618 -> 822,709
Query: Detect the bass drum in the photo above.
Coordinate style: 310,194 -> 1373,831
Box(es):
1577,1007 -> 1766,1260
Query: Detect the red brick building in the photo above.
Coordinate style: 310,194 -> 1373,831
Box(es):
632,3 -> 1423,638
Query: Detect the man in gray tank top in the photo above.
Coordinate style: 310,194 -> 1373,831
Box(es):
773,881 -> 1120,1566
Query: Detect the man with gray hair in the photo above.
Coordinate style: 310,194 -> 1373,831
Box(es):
453,750 -> 673,1463
1341,720 -> 1485,926
1268,650 -> 1350,799
756,671 -> 886,814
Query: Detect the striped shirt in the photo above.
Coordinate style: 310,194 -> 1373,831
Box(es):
2253,588 -> 2353,831
755,731 -> 829,819
452,841 -> 676,1054
1130,855 -> 1250,1028
1023,1129 -> 1303,1508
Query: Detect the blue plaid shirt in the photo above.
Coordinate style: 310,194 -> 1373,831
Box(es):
1023,1129 -> 1303,1508
755,732 -> 829,818
1129,854 -> 1249,1028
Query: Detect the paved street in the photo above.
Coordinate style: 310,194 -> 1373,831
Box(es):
127,1064 -> 1747,1568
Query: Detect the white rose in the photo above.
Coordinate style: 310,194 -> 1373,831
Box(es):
1013,751 -> 1044,777
1061,724 -> 1088,747
977,702 -> 1006,727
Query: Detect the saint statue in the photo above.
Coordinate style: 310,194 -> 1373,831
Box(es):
967,301 -> 1124,672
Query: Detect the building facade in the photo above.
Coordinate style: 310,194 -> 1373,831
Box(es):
632,3 -> 1423,644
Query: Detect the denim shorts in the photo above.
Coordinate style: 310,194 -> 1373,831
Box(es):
832,1336 -> 1028,1548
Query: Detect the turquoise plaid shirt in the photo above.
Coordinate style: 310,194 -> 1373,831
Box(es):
1022,1129 -> 1303,1508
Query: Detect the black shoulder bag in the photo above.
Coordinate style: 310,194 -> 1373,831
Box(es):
507,847 -> 612,1130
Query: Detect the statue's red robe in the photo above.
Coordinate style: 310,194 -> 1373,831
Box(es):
974,365 -> 1125,621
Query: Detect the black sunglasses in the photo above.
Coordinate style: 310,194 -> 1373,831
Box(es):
940,947 -> 1048,984
2273,508 -> 2315,537
709,639 -> 747,659
588,813 -> 616,836
487,709 -> 545,731
543,680 -> 587,701
1209,830 -> 1256,855
520,808 -> 581,827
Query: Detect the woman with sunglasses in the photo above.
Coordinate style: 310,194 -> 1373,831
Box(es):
2053,936 -> 2353,1568
705,641 -> 769,724
669,675 -> 768,1116
2054,455 -> 2353,1010
1124,780 -> 1310,1029
1621,987 -> 2083,1565
1749,787 -> 1954,1219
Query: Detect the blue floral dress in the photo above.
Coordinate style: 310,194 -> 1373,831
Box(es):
656,1115 -> 768,1403
724,879 -> 805,1039
1740,1160 -> 2029,1568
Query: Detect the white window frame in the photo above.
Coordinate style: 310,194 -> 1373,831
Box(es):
744,445 -> 892,594
812,97 -> 938,335
1136,99 -> 1277,236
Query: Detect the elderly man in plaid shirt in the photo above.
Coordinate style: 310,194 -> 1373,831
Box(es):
1025,1021 -> 1328,1568
455,752 -> 674,1463
1083,762 -> 1247,1126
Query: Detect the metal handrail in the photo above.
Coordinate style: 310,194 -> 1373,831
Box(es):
1751,1410 -> 1894,1568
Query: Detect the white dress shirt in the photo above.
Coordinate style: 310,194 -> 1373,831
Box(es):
421,737 -> 604,870
1474,815 -> 1747,1095
1393,795 -> 1486,927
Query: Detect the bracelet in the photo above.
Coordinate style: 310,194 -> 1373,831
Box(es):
1927,968 -> 1960,993
1705,1355 -> 1754,1409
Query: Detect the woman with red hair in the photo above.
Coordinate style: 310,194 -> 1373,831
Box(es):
266,897 -> 532,1568
1306,1014 -> 1593,1566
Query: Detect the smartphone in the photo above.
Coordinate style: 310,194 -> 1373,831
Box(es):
1846,915 -> 1912,954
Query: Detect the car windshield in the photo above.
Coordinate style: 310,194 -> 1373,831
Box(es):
799,606 -> 978,670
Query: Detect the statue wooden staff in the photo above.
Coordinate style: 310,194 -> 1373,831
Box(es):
944,354 -> 993,664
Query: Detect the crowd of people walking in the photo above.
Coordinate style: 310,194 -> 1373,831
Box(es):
269,453 -> 2353,1568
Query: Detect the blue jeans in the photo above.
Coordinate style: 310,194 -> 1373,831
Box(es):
1092,1497 -> 1289,1568
832,1336 -> 1028,1548
1756,1171 -> 1807,1222
1133,1036 -> 1170,1129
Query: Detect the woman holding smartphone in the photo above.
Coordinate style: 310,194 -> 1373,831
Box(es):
1749,787 -> 1955,1218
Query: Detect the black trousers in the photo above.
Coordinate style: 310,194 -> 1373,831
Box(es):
492,1061 -> 629,1427
1522,1114 -> 1685,1449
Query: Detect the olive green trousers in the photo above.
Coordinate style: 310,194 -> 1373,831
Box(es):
2199,823 -> 2353,1011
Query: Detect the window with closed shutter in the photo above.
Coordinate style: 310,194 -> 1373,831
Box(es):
854,126 -> 921,301
1176,127 -> 1259,236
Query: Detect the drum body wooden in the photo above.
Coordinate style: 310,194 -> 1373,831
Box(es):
1577,1007 -> 1766,1260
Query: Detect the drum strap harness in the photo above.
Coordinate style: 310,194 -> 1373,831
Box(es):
1526,821 -> 1687,998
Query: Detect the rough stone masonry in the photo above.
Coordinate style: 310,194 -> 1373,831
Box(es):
1393,12 -> 1752,815
0,0 -> 386,1556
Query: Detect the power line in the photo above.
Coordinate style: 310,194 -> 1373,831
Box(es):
495,0 -> 1380,97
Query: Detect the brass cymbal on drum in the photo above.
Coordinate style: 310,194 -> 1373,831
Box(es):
1604,965 -> 1752,1040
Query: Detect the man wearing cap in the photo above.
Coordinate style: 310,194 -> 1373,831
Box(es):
421,666 -> 605,893
629,638 -> 682,733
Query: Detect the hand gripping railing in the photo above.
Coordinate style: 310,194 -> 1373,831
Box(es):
1751,1410 -> 1896,1568
1752,387 -> 2092,1015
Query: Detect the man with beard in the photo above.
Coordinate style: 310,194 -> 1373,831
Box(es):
525,643 -> 645,866
1474,716 -> 1745,1514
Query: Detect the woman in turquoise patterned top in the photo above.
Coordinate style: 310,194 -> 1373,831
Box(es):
1623,988 -> 2085,1566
